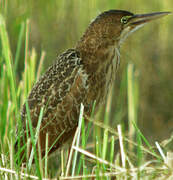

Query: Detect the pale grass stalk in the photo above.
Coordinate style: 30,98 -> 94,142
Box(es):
105,85 -> 113,122
127,64 -> 136,145
110,136 -> 115,164
60,160 -> 168,180
72,103 -> 84,176
61,150 -> 64,177
1,154 -> 6,166
125,153 -> 134,169
10,136 -> 13,180
1,154 -> 8,180
155,141 -> 166,163
60,171 -> 130,180
29,48 -> 37,90
72,146 -> 122,170
166,152 -> 173,169
27,138 -> 31,160
0,166 -> 42,179
139,160 -> 159,171
117,124 -> 126,168
5,101 -> 11,140
37,50 -> 46,81
65,127 -> 79,177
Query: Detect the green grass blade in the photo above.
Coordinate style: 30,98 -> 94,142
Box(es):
81,114 -> 87,178
45,133 -> 49,178
25,101 -> 42,178
28,106 -> 44,169
110,136 -> 115,165
14,22 -> 25,71
24,19 -> 30,98
102,129 -> 108,160
132,121 -> 161,160
0,14 -> 18,118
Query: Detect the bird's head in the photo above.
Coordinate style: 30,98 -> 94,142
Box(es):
114,10 -> 170,45
77,10 -> 170,50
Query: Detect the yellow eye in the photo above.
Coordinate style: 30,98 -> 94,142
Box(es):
121,16 -> 129,24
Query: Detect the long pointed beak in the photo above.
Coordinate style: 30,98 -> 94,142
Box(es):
128,12 -> 171,26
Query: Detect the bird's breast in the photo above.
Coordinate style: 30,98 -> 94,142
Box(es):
86,46 -> 120,107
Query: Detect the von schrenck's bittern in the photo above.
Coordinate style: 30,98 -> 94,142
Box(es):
15,10 -> 170,161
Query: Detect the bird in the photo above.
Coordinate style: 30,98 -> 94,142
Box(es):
15,10 -> 170,162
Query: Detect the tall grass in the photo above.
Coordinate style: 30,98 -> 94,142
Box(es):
0,0 -> 173,179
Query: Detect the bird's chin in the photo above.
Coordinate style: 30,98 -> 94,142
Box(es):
118,24 -> 145,46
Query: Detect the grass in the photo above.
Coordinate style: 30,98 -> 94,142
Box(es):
0,2 -> 173,179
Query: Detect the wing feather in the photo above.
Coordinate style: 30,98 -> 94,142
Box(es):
21,49 -> 83,123
17,49 -> 89,156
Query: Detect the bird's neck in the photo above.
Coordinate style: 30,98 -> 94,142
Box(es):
75,28 -> 121,105
76,30 -> 119,74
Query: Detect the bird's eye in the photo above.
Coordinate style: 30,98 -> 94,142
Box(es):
121,16 -> 129,24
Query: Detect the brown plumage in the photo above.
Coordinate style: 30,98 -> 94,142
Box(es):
15,10 -> 169,161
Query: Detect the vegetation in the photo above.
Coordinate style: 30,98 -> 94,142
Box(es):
0,0 -> 173,179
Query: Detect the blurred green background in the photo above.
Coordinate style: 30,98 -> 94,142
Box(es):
1,0 -> 173,142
